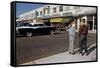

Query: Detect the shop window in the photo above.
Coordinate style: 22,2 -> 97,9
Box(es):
53,7 -> 57,13
87,21 -> 93,30
47,6 -> 50,14
43,10 -> 46,15
59,6 -> 63,12
40,11 -> 42,15
37,12 -> 39,16
47,9 -> 50,14
74,6 -> 80,9
65,6 -> 70,11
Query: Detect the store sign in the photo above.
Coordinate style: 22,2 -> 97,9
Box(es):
42,15 -> 51,18
74,10 -> 83,16
50,18 -> 63,23
84,11 -> 95,14
51,14 -> 61,17
63,12 -> 73,16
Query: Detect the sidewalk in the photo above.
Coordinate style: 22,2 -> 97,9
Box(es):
21,43 -> 97,65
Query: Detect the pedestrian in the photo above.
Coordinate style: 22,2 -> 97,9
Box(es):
67,19 -> 76,55
79,19 -> 88,56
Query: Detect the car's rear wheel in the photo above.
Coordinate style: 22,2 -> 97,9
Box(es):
50,30 -> 55,35
26,32 -> 32,37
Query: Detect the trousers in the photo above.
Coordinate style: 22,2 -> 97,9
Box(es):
79,35 -> 87,53
69,34 -> 75,53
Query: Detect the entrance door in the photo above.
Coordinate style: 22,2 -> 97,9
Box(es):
87,21 -> 93,30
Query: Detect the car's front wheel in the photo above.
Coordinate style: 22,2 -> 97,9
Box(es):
26,32 -> 32,37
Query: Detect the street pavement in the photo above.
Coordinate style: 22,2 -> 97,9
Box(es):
20,43 -> 97,65
16,31 -> 97,65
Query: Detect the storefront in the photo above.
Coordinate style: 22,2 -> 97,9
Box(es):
50,17 -> 72,30
87,15 -> 97,31
50,18 -> 63,30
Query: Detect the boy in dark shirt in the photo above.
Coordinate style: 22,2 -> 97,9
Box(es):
79,19 -> 88,56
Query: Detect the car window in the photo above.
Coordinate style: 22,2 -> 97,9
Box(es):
16,23 -> 33,27
16,23 -> 24,27
39,24 -> 45,27
25,24 -> 33,27
33,24 -> 40,27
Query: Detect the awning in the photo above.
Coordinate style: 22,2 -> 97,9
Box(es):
50,17 -> 73,23
43,20 -> 49,22
63,18 -> 72,23
50,18 -> 64,23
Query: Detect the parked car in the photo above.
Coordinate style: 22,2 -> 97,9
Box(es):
16,22 -> 56,37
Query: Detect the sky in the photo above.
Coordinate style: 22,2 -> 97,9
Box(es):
16,3 -> 46,17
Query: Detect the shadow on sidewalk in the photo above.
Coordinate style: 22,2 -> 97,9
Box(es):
87,45 -> 96,55
73,45 -> 96,55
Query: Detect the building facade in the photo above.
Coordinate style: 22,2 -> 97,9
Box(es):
16,5 -> 97,31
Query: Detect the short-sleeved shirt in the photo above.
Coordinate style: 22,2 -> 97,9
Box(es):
67,27 -> 75,36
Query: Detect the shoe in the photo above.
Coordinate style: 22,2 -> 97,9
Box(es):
81,54 -> 84,56
69,52 -> 71,54
79,52 -> 82,55
84,53 -> 88,56
80,53 -> 84,56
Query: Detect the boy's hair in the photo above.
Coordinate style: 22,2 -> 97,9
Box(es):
68,18 -> 76,24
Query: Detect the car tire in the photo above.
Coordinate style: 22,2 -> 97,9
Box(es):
50,30 -> 55,35
26,32 -> 32,37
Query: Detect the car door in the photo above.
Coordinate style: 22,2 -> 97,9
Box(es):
39,24 -> 50,34
33,24 -> 41,34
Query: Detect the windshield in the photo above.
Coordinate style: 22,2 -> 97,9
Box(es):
33,24 -> 46,27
